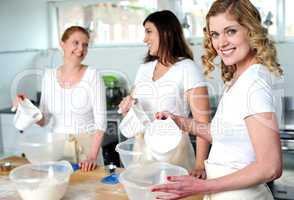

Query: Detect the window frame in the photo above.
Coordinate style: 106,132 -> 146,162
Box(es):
47,0 -> 294,48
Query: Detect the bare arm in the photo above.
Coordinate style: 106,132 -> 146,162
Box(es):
79,130 -> 104,171
36,116 -> 46,126
155,112 -> 212,143
186,87 -> 210,177
88,130 -> 104,160
207,112 -> 282,193
152,112 -> 282,198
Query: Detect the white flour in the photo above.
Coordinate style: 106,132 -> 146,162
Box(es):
18,177 -> 68,200
0,176 -> 19,199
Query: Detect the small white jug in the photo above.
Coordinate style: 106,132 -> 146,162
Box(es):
13,98 -> 43,132
119,103 -> 151,138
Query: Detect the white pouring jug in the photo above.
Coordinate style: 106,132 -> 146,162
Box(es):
144,117 -> 182,161
13,98 -> 43,132
119,103 -> 151,138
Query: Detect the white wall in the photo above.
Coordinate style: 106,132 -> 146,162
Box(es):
0,0 -> 293,110
0,0 -> 49,109
0,0 -> 49,52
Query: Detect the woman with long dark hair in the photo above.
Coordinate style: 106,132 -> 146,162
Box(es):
119,10 -> 210,175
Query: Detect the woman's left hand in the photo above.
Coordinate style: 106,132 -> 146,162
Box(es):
151,175 -> 207,200
190,167 -> 206,179
79,159 -> 97,172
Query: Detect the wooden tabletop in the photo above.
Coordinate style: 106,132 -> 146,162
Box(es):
0,156 -> 202,200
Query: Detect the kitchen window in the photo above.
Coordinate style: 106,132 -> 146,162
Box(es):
49,0 -> 157,47
285,0 -> 294,39
48,0 -> 293,47
181,0 -> 278,40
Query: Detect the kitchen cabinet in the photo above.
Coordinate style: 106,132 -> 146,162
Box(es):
0,110 -> 123,166
0,114 -> 20,154
0,113 -> 51,155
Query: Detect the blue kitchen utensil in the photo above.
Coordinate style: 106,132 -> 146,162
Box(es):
70,163 -> 80,171
101,173 -> 119,184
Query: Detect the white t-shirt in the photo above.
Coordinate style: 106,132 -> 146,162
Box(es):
133,58 -> 206,170
208,64 -> 277,169
39,67 -> 107,134
133,59 -> 206,119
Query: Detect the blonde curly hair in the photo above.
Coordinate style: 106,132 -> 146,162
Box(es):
201,0 -> 283,83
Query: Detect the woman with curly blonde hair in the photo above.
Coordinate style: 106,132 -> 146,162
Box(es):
202,0 -> 283,82
151,0 -> 283,199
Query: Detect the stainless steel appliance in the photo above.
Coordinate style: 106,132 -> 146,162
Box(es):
102,111 -> 123,166
103,75 -> 127,110
270,130 -> 294,200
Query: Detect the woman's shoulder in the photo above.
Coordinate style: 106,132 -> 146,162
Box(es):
244,64 -> 274,83
238,64 -> 279,93
44,67 -> 56,73
140,60 -> 157,68
174,58 -> 203,73
84,67 -> 104,80
175,58 -> 199,68
84,66 -> 96,73
137,60 -> 157,74
43,68 -> 56,79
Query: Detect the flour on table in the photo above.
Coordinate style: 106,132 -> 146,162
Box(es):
17,177 -> 68,200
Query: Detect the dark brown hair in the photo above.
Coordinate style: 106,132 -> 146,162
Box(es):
143,10 -> 193,66
201,0 -> 283,82
61,26 -> 90,42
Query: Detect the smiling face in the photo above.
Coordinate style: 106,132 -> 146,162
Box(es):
60,31 -> 89,63
209,12 -> 254,68
143,21 -> 160,56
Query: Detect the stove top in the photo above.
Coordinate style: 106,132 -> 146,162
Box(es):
271,169 -> 294,199
271,151 -> 294,200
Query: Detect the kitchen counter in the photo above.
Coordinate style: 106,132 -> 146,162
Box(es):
0,107 -> 15,114
0,107 -> 121,116
0,157 -> 202,200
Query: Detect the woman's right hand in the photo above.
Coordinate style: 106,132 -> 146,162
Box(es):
155,111 -> 193,133
12,94 -> 26,111
118,95 -> 135,115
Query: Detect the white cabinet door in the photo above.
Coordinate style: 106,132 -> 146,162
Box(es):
0,114 -> 20,154
0,114 -> 49,155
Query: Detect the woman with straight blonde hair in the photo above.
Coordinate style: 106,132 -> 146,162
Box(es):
14,26 -> 106,172
152,0 -> 283,199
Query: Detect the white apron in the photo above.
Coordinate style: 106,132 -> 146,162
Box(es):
133,133 -> 195,171
63,133 -> 104,166
204,160 -> 274,200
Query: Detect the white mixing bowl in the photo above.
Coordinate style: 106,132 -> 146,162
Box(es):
9,161 -> 73,200
19,132 -> 66,164
119,162 -> 188,200
115,137 -> 156,168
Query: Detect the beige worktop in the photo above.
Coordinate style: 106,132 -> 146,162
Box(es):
0,156 -> 202,200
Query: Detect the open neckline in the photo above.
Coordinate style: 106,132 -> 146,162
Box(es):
224,64 -> 259,93
151,60 -> 176,82
55,66 -> 89,90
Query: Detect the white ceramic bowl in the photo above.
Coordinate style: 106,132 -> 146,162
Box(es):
9,161 -> 73,200
119,162 -> 188,200
19,132 -> 66,164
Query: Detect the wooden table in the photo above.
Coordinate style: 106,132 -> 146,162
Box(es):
0,157 -> 202,200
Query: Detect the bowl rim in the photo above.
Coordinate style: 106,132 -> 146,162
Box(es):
119,162 -> 188,190
19,137 -> 66,147
9,161 -> 72,183
115,138 -> 143,156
